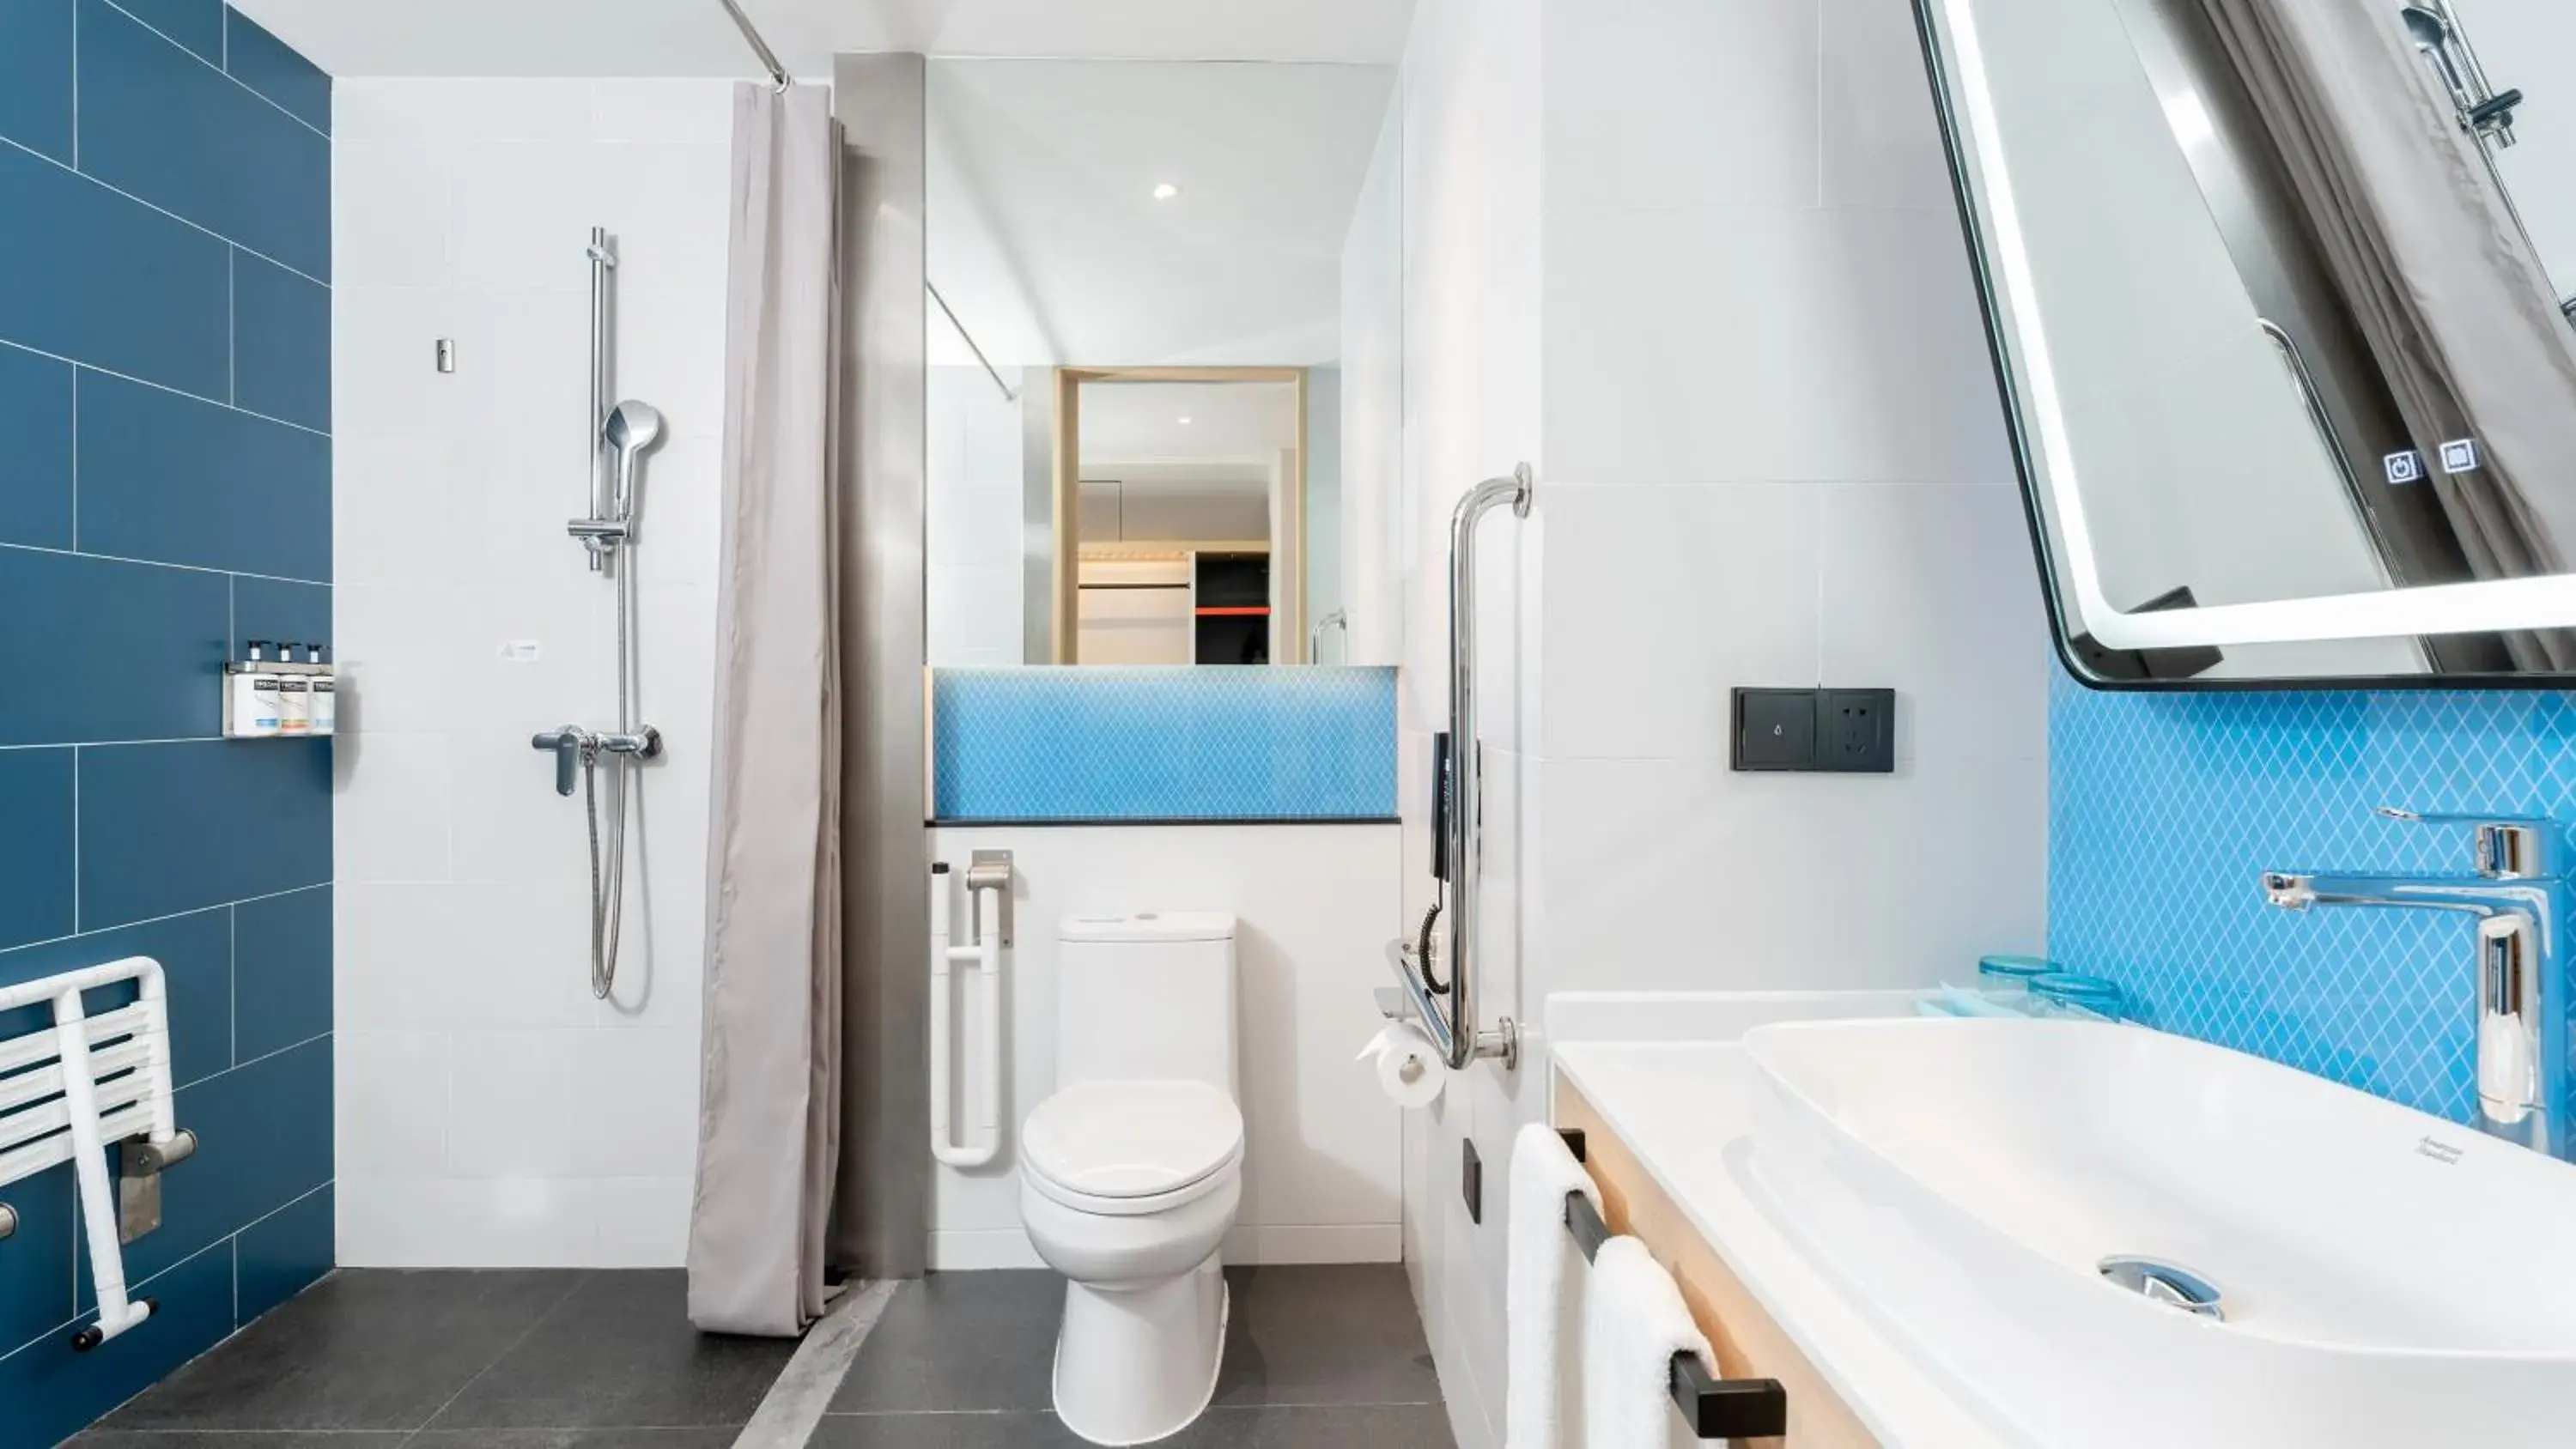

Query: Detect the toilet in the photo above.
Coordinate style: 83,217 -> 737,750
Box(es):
1019,912 -> 1244,1447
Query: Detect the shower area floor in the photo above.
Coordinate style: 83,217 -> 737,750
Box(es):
66,1264 -> 1450,1449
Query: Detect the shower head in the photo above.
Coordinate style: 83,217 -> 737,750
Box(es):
602,401 -> 665,523
2403,6 -> 2471,100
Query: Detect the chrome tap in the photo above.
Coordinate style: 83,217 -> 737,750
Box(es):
2261,809 -> 2568,1157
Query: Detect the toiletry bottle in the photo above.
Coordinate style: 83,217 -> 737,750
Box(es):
275,642 -> 311,735
241,640 -> 283,738
308,644 -> 337,737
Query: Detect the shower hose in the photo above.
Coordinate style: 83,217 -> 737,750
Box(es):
582,553 -> 639,1000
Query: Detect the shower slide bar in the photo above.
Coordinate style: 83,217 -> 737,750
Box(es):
930,853 -> 1013,1170
0,956 -> 197,1351
1388,464 -> 1533,1072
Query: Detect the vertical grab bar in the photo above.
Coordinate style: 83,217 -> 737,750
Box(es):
929,861 -> 1007,1169
1388,464 -> 1533,1071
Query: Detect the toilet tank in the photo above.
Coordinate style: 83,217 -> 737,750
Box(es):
1054,912 -> 1238,1094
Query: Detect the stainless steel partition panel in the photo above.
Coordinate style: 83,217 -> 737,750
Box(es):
831,51 -> 932,1281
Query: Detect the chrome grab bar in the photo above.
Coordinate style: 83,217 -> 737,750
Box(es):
1388,464 -> 1532,1071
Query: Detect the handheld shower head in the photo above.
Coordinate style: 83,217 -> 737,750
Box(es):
601,400 -> 665,524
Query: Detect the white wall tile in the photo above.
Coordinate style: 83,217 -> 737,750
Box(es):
448,142 -> 609,292
334,585 -> 460,735
338,1175 -> 596,1269
1543,0 -> 1821,212
1820,0 -> 1957,209
336,1030 -> 451,1177
565,1028 -> 702,1178
590,81 -> 737,145
331,732 -> 453,882
1532,483 -> 1823,761
1817,482 -> 2050,766
1542,202 -> 2012,487
334,287 -> 465,440
443,728 -> 596,888
592,1176 -> 696,1266
592,142 -> 734,294
334,434 -> 464,590
333,139 -> 453,289
337,79 -> 596,146
447,1028 -> 578,1178
337,80 -> 729,1269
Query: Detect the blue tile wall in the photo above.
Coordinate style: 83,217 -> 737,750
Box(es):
931,667 -> 1400,822
2051,668 -> 2576,1125
0,7 -> 332,1445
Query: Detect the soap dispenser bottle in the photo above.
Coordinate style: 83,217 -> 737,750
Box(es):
308,643 -> 336,736
233,640 -> 283,738
275,642 -> 311,735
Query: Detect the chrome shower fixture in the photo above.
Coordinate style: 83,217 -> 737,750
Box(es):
538,227 -> 664,1001
2403,3 -> 2523,151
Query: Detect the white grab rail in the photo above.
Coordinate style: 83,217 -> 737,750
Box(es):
0,955 -> 185,1349
929,864 -> 1005,1169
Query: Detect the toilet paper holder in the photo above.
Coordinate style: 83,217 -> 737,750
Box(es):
966,850 -> 1013,946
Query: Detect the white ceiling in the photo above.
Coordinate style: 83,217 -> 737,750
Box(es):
228,0 -> 1420,78
1079,380 -> 1298,468
928,59 -> 1395,368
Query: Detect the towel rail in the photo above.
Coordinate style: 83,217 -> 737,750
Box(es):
1557,1128 -> 1789,1440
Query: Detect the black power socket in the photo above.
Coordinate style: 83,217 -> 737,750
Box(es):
1731,687 -> 1895,773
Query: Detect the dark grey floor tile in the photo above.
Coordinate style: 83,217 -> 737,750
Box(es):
68,1435 -> 408,1448
1183,1405 -> 1455,1448
96,1270 -> 588,1432
828,1271 -> 1062,1414
419,1270 -> 798,1431
405,1432 -> 740,1448
1212,1267 -> 1441,1409
811,1411 -> 1105,1448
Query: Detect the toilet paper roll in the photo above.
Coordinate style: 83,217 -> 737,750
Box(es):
1357,1022 -> 1446,1109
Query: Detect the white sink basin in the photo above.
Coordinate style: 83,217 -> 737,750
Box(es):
1741,1017 -> 2576,1447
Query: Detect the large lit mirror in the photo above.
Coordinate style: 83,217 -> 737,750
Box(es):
1916,0 -> 2576,683
925,58 -> 1395,666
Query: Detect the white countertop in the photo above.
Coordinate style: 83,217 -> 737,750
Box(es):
1552,1035 -> 2018,1447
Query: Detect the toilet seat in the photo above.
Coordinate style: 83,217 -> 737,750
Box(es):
1023,1080 -> 1244,1217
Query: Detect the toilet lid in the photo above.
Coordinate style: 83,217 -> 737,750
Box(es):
1023,1081 -> 1244,1200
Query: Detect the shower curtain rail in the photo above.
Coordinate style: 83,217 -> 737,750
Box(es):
716,0 -> 790,91
928,281 -> 1020,403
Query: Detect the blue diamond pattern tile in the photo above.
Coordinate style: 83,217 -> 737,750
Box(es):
2051,668 -> 2576,1125
933,667 -> 1398,822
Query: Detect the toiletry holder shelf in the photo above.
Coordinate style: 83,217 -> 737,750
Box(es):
222,659 -> 337,740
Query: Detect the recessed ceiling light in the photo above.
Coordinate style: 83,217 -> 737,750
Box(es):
1152,182 -> 1182,201
1177,416 -> 1194,425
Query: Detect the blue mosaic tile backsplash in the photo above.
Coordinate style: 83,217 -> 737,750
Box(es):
2050,666 -> 2576,1125
933,667 -> 1399,822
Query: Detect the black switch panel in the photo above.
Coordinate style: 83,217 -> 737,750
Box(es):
1731,688 -> 1895,773
1733,689 -> 1816,770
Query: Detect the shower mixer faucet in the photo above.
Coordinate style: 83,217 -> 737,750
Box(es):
532,725 -> 663,797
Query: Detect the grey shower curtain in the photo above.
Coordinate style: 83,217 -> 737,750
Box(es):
688,82 -> 846,1337
2196,0 -> 2576,665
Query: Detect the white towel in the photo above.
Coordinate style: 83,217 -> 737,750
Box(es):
1583,1235 -> 1720,1449
1506,1123 -> 1600,1449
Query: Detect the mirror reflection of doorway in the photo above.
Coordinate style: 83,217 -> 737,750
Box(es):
1054,370 -> 1307,665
